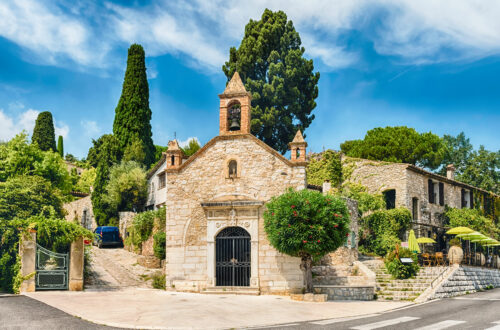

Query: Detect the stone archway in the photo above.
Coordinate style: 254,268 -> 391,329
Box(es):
203,201 -> 261,288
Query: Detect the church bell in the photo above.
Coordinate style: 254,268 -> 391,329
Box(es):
229,117 -> 240,131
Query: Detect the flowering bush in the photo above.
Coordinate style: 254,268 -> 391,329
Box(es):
385,248 -> 419,279
264,188 -> 350,292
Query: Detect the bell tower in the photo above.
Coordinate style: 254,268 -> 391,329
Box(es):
289,130 -> 307,162
165,139 -> 183,169
219,72 -> 252,135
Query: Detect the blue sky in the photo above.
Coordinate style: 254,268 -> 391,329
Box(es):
0,1 -> 499,159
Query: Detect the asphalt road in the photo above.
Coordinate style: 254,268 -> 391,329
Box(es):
0,293 -> 120,330
254,288 -> 500,330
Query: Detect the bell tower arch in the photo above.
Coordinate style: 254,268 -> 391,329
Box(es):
219,72 -> 252,135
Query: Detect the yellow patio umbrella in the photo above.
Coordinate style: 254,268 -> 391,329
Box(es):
408,230 -> 420,253
416,237 -> 437,244
446,227 -> 474,235
456,231 -> 485,240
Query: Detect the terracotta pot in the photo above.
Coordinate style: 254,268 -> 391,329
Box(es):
448,246 -> 463,265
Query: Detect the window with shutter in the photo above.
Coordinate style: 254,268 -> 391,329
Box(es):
470,190 -> 474,208
461,189 -> 466,208
428,179 -> 434,204
439,182 -> 444,206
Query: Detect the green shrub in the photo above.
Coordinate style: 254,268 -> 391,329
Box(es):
445,207 -> 499,240
359,208 -> 411,256
385,248 -> 420,279
264,188 -> 350,292
151,272 -> 166,290
153,232 -> 166,260
125,208 -> 165,252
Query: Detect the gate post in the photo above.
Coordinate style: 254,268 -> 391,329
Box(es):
19,229 -> 37,293
69,237 -> 84,291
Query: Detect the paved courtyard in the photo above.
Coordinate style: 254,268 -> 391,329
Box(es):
24,288 -> 411,329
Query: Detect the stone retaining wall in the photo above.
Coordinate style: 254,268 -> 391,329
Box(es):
314,285 -> 374,301
431,266 -> 500,299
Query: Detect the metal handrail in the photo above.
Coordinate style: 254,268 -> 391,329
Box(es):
430,265 -> 451,288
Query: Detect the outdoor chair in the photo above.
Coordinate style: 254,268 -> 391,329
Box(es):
422,253 -> 432,267
435,252 -> 445,266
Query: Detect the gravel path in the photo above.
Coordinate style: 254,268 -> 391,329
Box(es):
85,246 -> 159,290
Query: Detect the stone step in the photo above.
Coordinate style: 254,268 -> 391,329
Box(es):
378,283 -> 429,289
313,276 -> 367,286
203,287 -> 260,295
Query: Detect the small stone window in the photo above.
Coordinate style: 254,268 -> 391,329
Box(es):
228,160 -> 238,178
170,155 -> 175,166
295,148 -> 300,159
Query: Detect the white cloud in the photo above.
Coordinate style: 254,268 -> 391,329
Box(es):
2,0 -> 500,70
178,137 -> 200,148
80,120 -> 101,137
0,108 -> 69,142
0,0 -> 101,66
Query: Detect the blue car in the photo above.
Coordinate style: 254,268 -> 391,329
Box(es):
93,226 -> 124,248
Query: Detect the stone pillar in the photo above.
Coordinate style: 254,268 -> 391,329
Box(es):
322,180 -> 331,195
19,229 -> 37,293
69,237 -> 84,291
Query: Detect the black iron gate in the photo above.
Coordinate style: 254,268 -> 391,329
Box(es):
35,244 -> 69,290
216,227 -> 250,286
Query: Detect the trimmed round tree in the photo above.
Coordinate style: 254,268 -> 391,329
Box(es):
264,189 -> 350,293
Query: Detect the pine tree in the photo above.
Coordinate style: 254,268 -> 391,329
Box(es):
113,44 -> 155,167
57,136 -> 64,158
32,111 -> 56,152
222,9 -> 320,154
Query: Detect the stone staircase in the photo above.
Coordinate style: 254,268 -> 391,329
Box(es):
312,264 -> 375,300
363,259 -> 447,301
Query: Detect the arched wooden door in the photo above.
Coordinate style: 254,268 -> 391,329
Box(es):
215,227 -> 250,286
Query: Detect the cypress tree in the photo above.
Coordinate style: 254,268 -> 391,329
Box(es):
32,111 -> 56,152
90,134 -> 121,226
113,44 -> 155,167
57,135 -> 64,158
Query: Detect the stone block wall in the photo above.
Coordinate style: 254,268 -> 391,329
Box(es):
315,286 -> 374,301
432,266 -> 500,299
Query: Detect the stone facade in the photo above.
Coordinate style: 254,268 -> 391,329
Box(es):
165,134 -> 307,294
63,196 -> 96,231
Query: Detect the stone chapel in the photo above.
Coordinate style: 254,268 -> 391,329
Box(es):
163,72 -> 311,294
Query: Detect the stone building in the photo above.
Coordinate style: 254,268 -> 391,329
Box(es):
346,157 -> 499,248
63,195 -> 97,231
157,72 -> 354,295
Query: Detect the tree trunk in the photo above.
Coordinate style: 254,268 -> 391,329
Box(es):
299,252 -> 313,293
